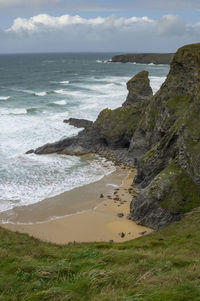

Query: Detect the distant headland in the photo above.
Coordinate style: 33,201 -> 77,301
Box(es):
112,53 -> 174,64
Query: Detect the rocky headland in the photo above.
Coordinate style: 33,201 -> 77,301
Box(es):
112,53 -> 174,64
30,43 -> 200,231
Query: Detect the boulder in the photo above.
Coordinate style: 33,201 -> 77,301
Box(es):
64,118 -> 93,128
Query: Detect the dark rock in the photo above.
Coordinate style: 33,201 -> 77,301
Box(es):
139,231 -> 147,235
117,213 -> 124,218
64,118 -> 93,129
126,214 -> 132,220
100,194 -> 104,198
122,71 -> 153,106
119,232 -> 125,238
26,149 -> 34,154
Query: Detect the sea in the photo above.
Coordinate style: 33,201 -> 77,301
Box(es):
0,53 -> 169,214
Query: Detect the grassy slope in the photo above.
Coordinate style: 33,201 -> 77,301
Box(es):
1,209 -> 200,301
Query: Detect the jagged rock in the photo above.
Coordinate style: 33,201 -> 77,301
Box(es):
29,43 -> 200,231
122,71 -> 153,106
26,149 -> 34,154
117,213 -> 124,218
63,118 -> 93,128
130,43 -> 200,229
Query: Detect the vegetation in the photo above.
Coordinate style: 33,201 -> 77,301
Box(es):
1,208 -> 200,300
149,163 -> 200,213
112,53 -> 174,64
95,103 -> 144,146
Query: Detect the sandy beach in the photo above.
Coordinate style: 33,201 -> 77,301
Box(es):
1,167 -> 152,244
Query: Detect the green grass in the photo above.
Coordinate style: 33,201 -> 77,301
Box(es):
1,208 -> 200,300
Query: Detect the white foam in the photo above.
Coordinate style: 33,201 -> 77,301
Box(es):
34,91 -> 47,96
148,62 -> 155,65
54,100 -> 67,105
0,108 -> 27,115
96,59 -> 111,63
0,96 -> 10,100
0,154 -> 116,213
60,80 -> 69,84
54,89 -> 69,95
149,76 -> 166,94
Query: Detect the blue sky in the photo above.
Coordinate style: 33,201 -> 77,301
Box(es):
0,0 -> 200,53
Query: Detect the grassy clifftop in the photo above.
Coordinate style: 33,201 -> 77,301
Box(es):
1,207 -> 200,300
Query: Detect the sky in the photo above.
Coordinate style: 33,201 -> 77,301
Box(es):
0,0 -> 200,53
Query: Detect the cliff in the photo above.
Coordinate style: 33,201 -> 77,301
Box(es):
112,53 -> 174,64
31,43 -> 200,230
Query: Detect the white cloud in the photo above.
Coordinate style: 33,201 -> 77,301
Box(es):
2,13 -> 200,53
6,14 -> 154,33
157,15 -> 186,36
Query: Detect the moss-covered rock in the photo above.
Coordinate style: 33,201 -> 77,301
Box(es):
130,43 -> 200,228
123,70 -> 153,106
94,103 -> 145,147
131,163 -> 200,229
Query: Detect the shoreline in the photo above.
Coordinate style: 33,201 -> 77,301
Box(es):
1,166 -> 152,244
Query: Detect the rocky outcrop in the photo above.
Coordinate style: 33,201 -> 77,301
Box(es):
123,71 -> 153,106
63,118 -> 93,128
112,53 -> 174,64
30,43 -> 200,231
129,43 -> 200,229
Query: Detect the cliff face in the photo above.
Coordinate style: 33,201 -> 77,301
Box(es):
32,43 -> 200,230
112,53 -> 174,64
129,43 -> 200,229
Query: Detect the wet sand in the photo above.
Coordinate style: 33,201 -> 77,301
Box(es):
1,167 -> 152,244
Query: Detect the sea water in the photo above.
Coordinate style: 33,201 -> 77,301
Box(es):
0,53 -> 169,213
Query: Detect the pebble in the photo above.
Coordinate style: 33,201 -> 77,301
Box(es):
139,231 -> 147,235
119,232 -> 125,238
117,213 -> 124,218
100,193 -> 104,198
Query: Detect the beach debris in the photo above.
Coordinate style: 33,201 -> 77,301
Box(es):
139,231 -> 147,235
117,213 -> 124,218
100,193 -> 104,198
119,232 -> 125,238
126,214 -> 132,220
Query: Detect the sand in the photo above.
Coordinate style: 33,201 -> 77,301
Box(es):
1,167 -> 152,244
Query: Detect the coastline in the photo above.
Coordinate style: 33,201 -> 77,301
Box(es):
1,167 -> 152,244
